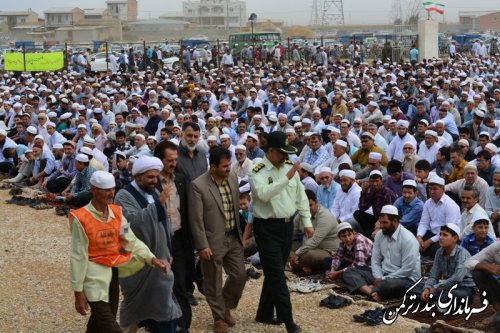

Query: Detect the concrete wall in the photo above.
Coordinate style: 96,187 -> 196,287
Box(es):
418,20 -> 439,61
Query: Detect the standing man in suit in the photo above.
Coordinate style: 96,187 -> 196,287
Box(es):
154,140 -> 192,333
189,147 -> 247,333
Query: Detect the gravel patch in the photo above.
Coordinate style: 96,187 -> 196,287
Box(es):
0,189 -> 425,333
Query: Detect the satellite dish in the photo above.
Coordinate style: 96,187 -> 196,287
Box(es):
248,13 -> 257,21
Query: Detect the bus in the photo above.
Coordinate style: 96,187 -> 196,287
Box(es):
228,31 -> 281,53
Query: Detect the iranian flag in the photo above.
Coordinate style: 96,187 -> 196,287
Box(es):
423,2 -> 445,14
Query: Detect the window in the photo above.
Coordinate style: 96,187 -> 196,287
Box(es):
58,15 -> 62,23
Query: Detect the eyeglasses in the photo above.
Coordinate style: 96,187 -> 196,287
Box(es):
403,147 -> 413,150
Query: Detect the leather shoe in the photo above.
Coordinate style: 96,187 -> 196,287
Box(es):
286,323 -> 302,333
213,320 -> 228,333
224,309 -> 235,326
255,317 -> 283,325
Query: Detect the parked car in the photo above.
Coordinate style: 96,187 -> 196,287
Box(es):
89,52 -> 127,72
162,56 -> 180,71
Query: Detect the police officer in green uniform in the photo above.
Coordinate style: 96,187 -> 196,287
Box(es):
249,131 -> 313,333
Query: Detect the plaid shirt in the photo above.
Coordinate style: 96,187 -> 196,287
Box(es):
358,186 -> 397,219
215,178 -> 236,232
331,232 -> 373,270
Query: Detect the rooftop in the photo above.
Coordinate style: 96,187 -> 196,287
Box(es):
44,7 -> 81,14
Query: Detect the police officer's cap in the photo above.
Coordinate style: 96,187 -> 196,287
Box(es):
266,131 -> 297,155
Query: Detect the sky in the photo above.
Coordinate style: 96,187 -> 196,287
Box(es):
5,0 -> 498,25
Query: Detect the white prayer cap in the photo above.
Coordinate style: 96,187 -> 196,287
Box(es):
443,223 -> 460,237
135,134 -> 145,141
475,110 -> 485,118
368,152 -> 382,161
336,222 -> 353,235
403,141 -> 415,149
47,112 -> 57,118
419,119 -> 429,126
75,153 -> 89,163
368,101 -> 378,107
361,132 -> 374,140
235,144 -> 246,151
46,121 -> 56,128
83,136 -> 95,145
60,112 -> 72,120
90,171 -> 116,189
339,169 -> 356,180
247,133 -> 258,141
278,113 -> 287,119
80,147 -> 94,156
268,115 -> 278,122
458,139 -> 469,147
464,163 -> 477,172
312,110 -> 321,115
335,140 -> 347,148
132,155 -> 164,176
93,108 -> 103,114
26,126 -> 37,135
293,122 -> 302,128
0,129 -> 7,136
301,162 -> 314,174
428,175 -> 445,186
285,128 -> 295,134
292,116 -> 301,122
396,120 -> 409,128
34,134 -> 44,141
53,143 -> 64,149
330,127 -> 340,134
302,118 -> 312,124
479,131 -> 490,138
77,124 -> 87,129
380,205 -> 399,216
472,214 -> 491,225
220,134 -> 230,140
169,138 -> 179,146
424,130 -> 438,138
382,115 -> 391,121
207,135 -> 217,142
485,143 -> 498,153
318,166 -> 333,175
402,179 -> 417,188
369,170 -> 383,178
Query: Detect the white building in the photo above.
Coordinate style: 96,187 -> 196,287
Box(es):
106,0 -> 138,21
183,0 -> 246,28
44,7 -> 85,28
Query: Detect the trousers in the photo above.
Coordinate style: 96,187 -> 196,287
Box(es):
253,218 -> 294,325
86,267 -> 121,333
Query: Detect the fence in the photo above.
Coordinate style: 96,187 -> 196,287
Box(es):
1,34 -> 429,73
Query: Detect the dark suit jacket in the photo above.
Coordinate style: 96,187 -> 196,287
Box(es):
188,171 -> 241,252
156,172 -> 191,244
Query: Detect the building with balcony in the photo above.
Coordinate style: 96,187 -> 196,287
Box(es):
44,7 -> 85,28
0,10 -> 39,30
183,0 -> 246,28
106,0 -> 138,21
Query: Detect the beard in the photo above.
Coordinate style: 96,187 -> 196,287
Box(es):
139,183 -> 156,194
182,138 -> 197,152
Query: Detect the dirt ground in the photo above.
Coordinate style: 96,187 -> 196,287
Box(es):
0,188 -> 460,333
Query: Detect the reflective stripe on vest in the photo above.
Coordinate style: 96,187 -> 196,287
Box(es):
70,204 -> 131,267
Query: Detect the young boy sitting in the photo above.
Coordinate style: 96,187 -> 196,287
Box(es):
461,215 -> 495,256
414,159 -> 431,202
326,223 -> 373,282
240,192 -> 258,258
411,223 -> 476,306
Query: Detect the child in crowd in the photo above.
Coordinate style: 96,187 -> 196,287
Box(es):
460,216 -> 495,256
326,223 -> 373,282
240,192 -> 257,258
412,224 -> 476,306
414,159 -> 430,202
